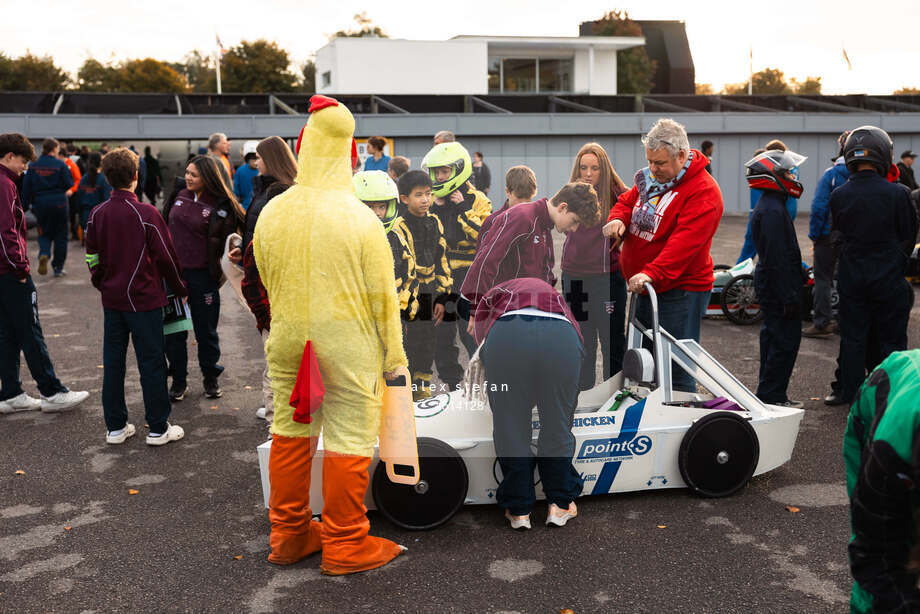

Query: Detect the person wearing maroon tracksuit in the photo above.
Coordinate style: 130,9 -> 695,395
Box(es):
460,182 -> 600,336
85,148 -> 187,446
0,133 -> 88,415
473,277 -> 585,529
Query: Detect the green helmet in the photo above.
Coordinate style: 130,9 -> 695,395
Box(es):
421,142 -> 472,198
353,170 -> 399,232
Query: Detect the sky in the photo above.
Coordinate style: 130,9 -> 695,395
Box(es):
5,0 -> 919,95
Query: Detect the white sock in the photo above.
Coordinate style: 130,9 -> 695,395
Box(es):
108,428 -> 125,437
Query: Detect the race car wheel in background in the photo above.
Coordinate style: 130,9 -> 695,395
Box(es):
372,437 -> 469,530
720,274 -> 764,325
678,412 -> 760,498
712,264 -> 732,271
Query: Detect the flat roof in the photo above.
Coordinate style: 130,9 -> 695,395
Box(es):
451,35 -> 645,51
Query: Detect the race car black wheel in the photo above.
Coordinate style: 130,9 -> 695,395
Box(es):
679,412 -> 760,498
720,274 -> 764,325
372,437 -> 468,530
713,263 -> 732,271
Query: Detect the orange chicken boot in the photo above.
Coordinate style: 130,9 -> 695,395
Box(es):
319,452 -> 405,575
267,435 -> 324,565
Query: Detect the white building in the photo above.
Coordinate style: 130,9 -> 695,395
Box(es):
314,35 -> 645,97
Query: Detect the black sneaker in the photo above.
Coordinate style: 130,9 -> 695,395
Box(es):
169,382 -> 188,402
203,377 -> 222,399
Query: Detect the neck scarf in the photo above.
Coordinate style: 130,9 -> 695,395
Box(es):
632,152 -> 693,233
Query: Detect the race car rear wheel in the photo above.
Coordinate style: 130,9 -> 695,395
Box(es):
720,274 -> 764,325
372,437 -> 468,530
678,412 -> 759,498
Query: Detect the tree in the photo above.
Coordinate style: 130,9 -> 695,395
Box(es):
299,59 -> 316,93
119,59 -> 187,93
722,68 -> 791,95
76,58 -> 122,91
221,40 -> 297,93
695,83 -> 715,95
0,53 -> 15,91
332,12 -> 388,38
76,58 -> 186,93
590,10 -> 655,94
894,86 -> 920,95
170,50 -> 216,93
0,53 -> 69,91
791,76 -> 821,95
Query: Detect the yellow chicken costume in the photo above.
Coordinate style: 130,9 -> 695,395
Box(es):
253,95 -> 408,574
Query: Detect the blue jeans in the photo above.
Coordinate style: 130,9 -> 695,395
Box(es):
165,268 -> 224,384
0,273 -> 66,400
103,307 -> 171,433
481,315 -> 584,515
562,271 -> 628,390
634,288 -> 709,392
32,202 -> 69,271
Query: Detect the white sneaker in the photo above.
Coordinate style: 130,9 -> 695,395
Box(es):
41,390 -> 89,413
255,406 -> 274,421
0,392 -> 43,413
546,502 -> 578,527
106,423 -> 136,445
504,509 -> 532,530
146,423 -> 184,446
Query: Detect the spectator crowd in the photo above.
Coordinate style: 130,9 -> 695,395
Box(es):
1,98 -> 919,608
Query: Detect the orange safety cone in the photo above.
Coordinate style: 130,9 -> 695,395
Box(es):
267,434 -> 323,565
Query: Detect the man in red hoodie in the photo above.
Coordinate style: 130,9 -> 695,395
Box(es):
603,118 -> 723,392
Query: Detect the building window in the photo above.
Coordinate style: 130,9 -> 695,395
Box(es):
321,71 -> 331,88
502,59 -> 536,93
538,58 -> 573,92
488,57 -> 501,93
489,57 -> 574,93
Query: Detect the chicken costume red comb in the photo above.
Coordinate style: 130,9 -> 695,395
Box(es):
296,95 -> 359,170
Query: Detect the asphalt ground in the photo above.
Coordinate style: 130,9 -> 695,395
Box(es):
1,214 -> 917,614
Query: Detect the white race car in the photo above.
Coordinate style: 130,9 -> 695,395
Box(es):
257,285 -> 804,530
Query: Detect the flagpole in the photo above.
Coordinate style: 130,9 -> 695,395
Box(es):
748,45 -> 753,96
215,49 -> 222,95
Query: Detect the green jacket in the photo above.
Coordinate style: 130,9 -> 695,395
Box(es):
844,350 -> 920,613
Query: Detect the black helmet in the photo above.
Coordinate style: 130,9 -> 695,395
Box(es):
745,149 -> 807,198
843,125 -> 893,175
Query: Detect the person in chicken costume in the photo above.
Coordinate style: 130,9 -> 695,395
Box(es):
253,95 -> 408,574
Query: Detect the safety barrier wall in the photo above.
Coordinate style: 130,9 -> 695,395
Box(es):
3,112 -> 920,214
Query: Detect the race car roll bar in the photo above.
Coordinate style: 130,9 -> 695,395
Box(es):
627,282 -> 771,415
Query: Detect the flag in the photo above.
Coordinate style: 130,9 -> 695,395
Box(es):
842,48 -> 852,71
216,35 -> 227,59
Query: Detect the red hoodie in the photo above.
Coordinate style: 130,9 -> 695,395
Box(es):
608,150 -> 723,293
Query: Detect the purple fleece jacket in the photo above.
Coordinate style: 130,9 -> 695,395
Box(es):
85,190 -> 186,311
0,164 -> 30,279
460,197 -> 556,309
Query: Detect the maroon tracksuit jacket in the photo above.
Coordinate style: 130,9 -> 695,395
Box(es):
85,189 -> 186,311
461,198 -> 556,316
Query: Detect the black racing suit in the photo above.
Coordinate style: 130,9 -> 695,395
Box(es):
830,169 -> 918,402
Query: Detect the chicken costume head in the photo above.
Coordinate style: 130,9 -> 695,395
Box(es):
253,95 -> 407,573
